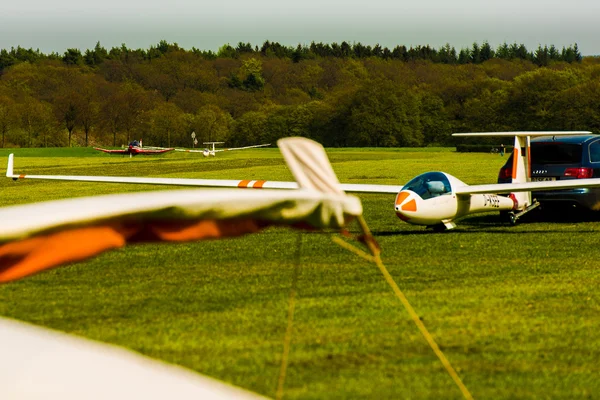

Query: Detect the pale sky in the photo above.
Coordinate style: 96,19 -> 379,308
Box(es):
1,0 -> 599,55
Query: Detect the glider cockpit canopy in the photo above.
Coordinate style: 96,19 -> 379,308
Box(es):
401,172 -> 452,200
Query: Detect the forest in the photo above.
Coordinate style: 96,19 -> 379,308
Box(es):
0,40 -> 597,149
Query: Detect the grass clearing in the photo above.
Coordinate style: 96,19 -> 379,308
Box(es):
1,148 -> 599,399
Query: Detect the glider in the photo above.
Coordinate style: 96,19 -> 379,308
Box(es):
175,142 -> 271,157
8,132 -> 600,230
94,140 -> 174,157
1,137 -> 361,282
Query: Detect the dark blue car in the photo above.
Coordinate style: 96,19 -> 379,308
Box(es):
498,134 -> 600,210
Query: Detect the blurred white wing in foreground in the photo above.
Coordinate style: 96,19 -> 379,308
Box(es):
0,317 -> 267,400
0,188 -> 362,282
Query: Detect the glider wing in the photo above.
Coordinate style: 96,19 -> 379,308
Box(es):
0,317 -> 266,399
219,144 -> 271,152
174,144 -> 271,153
94,147 -> 174,155
454,178 -> 600,195
6,154 -> 403,193
94,147 -> 127,154
136,148 -> 174,154
174,148 -> 206,153
453,131 -> 592,138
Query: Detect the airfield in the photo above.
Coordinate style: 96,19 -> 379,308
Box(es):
0,147 -> 598,399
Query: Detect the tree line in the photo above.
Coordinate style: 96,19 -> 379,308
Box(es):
1,40 -> 583,71
0,40 -> 597,149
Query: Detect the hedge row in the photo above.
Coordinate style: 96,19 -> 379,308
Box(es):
455,144 -> 514,153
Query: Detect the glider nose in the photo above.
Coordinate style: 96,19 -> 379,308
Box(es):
394,190 -> 418,221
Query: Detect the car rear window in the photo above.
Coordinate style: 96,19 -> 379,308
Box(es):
531,143 -> 582,164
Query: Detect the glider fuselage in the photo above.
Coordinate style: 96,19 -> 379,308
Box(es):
393,172 -> 516,227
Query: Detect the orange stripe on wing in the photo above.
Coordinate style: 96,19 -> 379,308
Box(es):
253,180 -> 266,188
133,219 -> 264,242
238,180 -> 251,188
0,226 -> 126,283
18,174 -> 25,179
0,218 -> 269,283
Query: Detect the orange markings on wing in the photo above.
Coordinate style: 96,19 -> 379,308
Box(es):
253,180 -> 266,188
0,226 -> 126,283
134,219 -> 263,242
401,199 -> 417,212
0,218 -> 268,283
18,175 -> 25,179
238,180 -> 251,188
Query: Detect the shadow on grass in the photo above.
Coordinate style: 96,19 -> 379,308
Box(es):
373,207 -> 600,236
466,207 -> 600,225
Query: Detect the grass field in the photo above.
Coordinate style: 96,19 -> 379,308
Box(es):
0,147 -> 599,399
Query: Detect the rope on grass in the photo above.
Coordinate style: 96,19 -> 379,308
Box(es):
275,233 -> 302,400
332,217 -> 473,400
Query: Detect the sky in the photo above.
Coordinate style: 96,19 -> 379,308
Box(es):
2,0 -> 599,55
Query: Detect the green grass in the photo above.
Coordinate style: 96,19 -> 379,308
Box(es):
0,147 -> 105,157
1,148 -> 599,399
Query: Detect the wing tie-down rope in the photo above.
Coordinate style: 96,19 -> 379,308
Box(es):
275,234 -> 302,400
332,215 -> 474,400
275,137 -> 472,399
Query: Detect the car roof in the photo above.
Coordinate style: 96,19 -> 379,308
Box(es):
531,134 -> 600,144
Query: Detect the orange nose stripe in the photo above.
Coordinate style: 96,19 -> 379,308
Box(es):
401,199 -> 417,212
395,191 -> 410,205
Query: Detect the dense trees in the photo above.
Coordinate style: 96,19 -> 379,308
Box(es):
0,40 -> 597,148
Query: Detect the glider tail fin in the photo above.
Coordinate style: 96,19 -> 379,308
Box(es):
510,134 -> 532,207
277,137 -> 343,195
6,154 -> 14,178
452,131 -> 592,208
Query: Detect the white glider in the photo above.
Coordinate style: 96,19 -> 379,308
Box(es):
7,132 -> 600,230
174,142 -> 271,157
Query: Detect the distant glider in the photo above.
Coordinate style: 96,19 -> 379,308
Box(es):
9,132 -> 600,230
94,139 -> 174,157
175,142 -> 271,157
